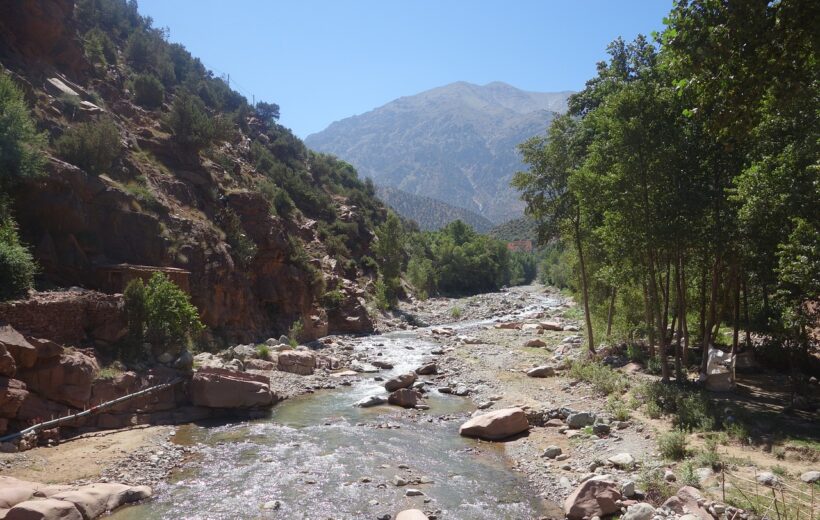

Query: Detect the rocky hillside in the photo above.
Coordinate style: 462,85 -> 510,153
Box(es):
375,185 -> 493,232
306,81 -> 571,224
488,216 -> 539,242
0,0 -> 388,345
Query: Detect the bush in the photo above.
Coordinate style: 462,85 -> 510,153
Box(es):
287,319 -> 303,347
132,73 -> 164,109
568,359 -> 629,395
84,28 -> 117,67
256,344 -> 271,360
638,467 -> 674,505
0,73 -> 45,188
122,273 -> 203,359
373,278 -> 390,311
606,395 -> 631,421
321,290 -> 344,310
638,381 -> 717,431
56,118 -> 122,175
165,91 -> 224,154
450,306 -> 463,319
658,430 -> 688,460
0,210 -> 36,301
217,207 -> 256,267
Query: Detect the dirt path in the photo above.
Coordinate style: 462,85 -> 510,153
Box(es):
0,425 -> 186,485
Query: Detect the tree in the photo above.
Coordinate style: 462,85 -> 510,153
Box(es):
0,74 -> 45,191
123,273 -> 203,359
373,213 -> 405,308
55,118 -> 122,176
513,114 -> 596,355
256,101 -> 280,124
165,91 -> 224,155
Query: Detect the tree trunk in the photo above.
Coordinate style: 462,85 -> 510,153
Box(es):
643,279 -> 656,359
701,255 -> 721,375
647,251 -> 670,382
678,253 -> 690,372
742,275 -> 751,348
673,256 -> 683,379
606,287 -> 617,338
574,221 -> 595,355
662,258 -> 672,344
698,261 -> 708,345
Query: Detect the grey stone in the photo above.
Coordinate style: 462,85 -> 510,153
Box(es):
542,445 -> 562,459
566,412 -> 595,428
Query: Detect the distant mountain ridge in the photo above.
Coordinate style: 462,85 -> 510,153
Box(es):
376,185 -> 494,233
306,82 -> 572,223
488,216 -> 539,242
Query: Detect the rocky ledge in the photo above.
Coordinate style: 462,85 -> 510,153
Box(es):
0,476 -> 150,519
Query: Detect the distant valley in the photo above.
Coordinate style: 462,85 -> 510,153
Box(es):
306,81 -> 571,225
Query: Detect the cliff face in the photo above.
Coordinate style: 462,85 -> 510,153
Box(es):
0,0 -> 383,345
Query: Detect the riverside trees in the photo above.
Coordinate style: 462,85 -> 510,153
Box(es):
513,0 -> 818,383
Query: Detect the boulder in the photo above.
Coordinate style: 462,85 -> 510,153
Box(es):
191,368 -> 275,408
18,350 -> 99,408
0,326 -> 37,369
277,351 -> 316,375
542,446 -> 562,459
385,372 -> 416,392
50,483 -> 151,519
0,377 -> 29,417
396,509 -> 428,520
800,470 -> 820,483
371,360 -> 394,369
525,339 -> 547,348
245,359 -> 276,371
539,321 -> 563,331
354,395 -> 387,408
5,498 -> 83,520
662,486 -> 711,520
27,338 -> 63,360
0,344 -> 16,377
459,407 -> 529,441
623,503 -> 655,520
564,478 -> 621,520
526,365 -> 555,378
607,452 -> 635,468
388,388 -> 420,408
756,471 -> 779,486
494,322 -> 521,330
566,412 -> 595,429
415,363 -> 437,375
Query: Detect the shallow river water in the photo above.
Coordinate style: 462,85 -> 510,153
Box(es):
112,296 -> 559,519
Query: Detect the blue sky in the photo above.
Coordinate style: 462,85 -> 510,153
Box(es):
137,1 -> 673,137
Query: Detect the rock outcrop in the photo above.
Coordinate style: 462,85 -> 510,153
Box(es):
0,477 -> 150,520
276,350 -> 316,376
563,478 -> 621,520
385,372 -> 417,392
190,368 -> 277,409
458,407 -> 529,441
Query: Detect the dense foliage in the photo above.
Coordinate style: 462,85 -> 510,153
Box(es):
0,74 -> 42,300
513,0 -> 818,383
55,118 -> 122,175
123,273 -> 203,358
0,74 -> 45,190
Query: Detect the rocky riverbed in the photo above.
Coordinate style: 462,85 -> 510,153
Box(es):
4,284 -> 814,519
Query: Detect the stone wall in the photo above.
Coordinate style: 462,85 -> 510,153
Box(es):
0,289 -> 126,346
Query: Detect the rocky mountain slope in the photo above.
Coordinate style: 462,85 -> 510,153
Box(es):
0,0 -> 386,344
306,81 -> 571,224
375,185 -> 493,232
488,216 -> 539,242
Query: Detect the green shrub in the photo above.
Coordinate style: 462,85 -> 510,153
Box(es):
217,207 -> 256,267
132,73 -> 164,109
638,467 -> 674,505
568,359 -> 629,395
84,27 -> 117,66
638,381 -> 717,431
56,118 -> 121,175
287,319 -> 304,347
165,91 -> 227,154
374,278 -> 390,311
450,306 -> 463,319
606,395 -> 632,421
0,210 -> 36,301
626,343 -> 645,362
123,273 -> 203,359
695,442 -> 722,470
645,400 -> 663,419
0,73 -> 45,188
321,290 -> 345,310
680,460 -> 700,487
256,344 -> 271,360
658,430 -> 688,460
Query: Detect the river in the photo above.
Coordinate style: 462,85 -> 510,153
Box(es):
111,295 -> 559,519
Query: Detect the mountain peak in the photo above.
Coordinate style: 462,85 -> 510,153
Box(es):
306,82 -> 572,224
